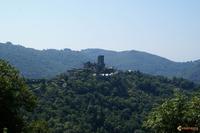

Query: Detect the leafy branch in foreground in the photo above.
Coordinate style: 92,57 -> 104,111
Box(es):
143,91 -> 200,133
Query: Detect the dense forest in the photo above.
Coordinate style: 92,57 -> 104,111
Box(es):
1,59 -> 200,132
27,66 -> 199,132
1,42 -> 200,83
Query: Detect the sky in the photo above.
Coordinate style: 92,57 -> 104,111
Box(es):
0,0 -> 200,62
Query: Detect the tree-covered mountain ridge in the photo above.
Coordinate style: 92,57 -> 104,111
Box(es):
0,58 -> 200,132
27,63 -> 199,132
1,42 -> 200,82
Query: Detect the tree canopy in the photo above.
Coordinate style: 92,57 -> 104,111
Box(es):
1,58 -> 199,132
143,92 -> 200,133
27,69 -> 198,132
0,59 -> 36,132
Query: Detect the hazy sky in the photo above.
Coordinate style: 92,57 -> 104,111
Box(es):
0,0 -> 200,61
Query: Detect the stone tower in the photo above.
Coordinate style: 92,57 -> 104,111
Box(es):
98,55 -> 105,67
97,55 -> 105,71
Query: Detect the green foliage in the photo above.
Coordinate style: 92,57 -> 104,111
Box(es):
26,120 -> 51,133
1,45 -> 200,132
143,92 -> 200,133
27,69 -> 197,132
0,59 -> 36,132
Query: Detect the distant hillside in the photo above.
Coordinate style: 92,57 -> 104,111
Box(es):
0,42 -> 200,82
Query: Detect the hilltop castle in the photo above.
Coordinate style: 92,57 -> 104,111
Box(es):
67,55 -> 116,77
84,55 -> 105,72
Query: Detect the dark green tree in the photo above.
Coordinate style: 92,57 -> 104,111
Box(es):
0,60 -> 36,133
143,92 -> 200,133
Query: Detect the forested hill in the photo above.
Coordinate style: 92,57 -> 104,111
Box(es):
1,58 -> 200,132
1,42 -> 200,82
27,67 -> 198,132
